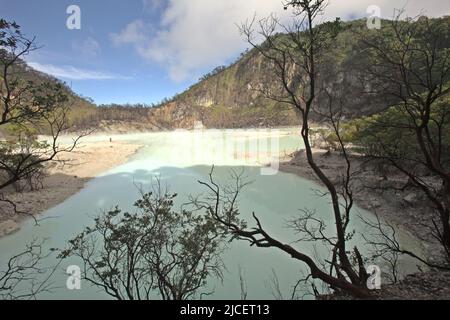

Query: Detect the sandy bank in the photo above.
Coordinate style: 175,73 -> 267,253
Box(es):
0,140 -> 142,237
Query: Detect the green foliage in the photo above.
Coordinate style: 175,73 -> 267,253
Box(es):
199,65 -> 227,82
0,19 -> 91,192
1,19 -> 96,133
345,98 -> 450,166
361,17 -> 450,98
60,187 -> 226,300
0,19 -> 22,48
0,136 -> 48,191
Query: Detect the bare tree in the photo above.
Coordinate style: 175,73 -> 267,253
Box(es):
192,1 -> 372,298
0,19 -> 89,214
59,181 -> 227,300
355,12 -> 450,262
238,266 -> 248,300
0,19 -> 89,300
0,240 -> 59,300
196,167 -> 369,298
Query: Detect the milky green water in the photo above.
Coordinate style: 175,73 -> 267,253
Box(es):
0,129 -> 421,299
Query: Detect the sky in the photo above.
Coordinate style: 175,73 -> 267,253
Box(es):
1,0 -> 449,105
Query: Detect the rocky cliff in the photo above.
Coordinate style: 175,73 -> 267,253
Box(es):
146,18 -> 403,130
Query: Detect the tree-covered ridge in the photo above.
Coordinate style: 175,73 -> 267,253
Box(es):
0,47 -> 96,136
143,15 -> 450,129
2,16 -> 449,133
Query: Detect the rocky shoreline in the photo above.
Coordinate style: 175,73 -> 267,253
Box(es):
279,149 -> 449,300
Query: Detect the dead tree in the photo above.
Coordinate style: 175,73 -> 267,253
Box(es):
356,12 -> 450,262
0,19 -> 90,299
195,0 -> 371,298
0,19 -> 90,212
0,240 -> 59,300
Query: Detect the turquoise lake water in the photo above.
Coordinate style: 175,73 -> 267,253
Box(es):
0,128 -> 421,299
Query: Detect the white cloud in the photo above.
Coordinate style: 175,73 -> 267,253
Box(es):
110,20 -> 150,46
28,62 -> 129,80
112,0 -> 450,82
72,36 -> 101,57
142,0 -> 164,12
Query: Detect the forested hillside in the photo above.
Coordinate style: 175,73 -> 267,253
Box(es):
0,52 -> 97,136
3,16 -> 449,133
109,16 -> 450,131
143,17 -> 449,130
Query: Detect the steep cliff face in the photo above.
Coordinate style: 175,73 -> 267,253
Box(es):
148,50 -> 300,129
147,19 -> 393,129
7,17 -> 448,133
153,48 -> 302,129
149,16 -> 450,130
